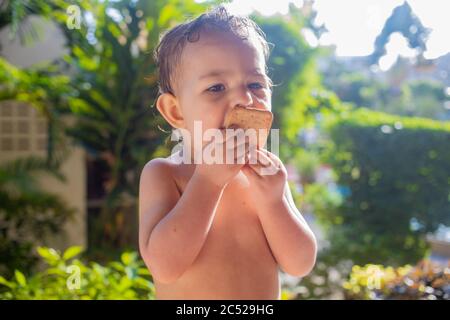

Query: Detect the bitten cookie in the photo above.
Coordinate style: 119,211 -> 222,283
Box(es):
223,106 -> 273,148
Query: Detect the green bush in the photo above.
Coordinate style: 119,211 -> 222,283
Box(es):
343,260 -> 449,300
0,246 -> 155,300
320,108 -> 450,265
0,154 -> 76,278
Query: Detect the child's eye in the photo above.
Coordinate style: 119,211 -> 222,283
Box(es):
206,84 -> 225,93
248,82 -> 264,90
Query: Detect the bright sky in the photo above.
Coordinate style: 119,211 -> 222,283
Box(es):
227,0 -> 450,67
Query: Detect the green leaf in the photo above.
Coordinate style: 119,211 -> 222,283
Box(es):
158,4 -> 175,27
46,268 -> 66,276
37,246 -> 60,263
137,267 -> 150,276
14,270 -> 27,287
0,276 -> 14,289
63,246 -> 84,261
120,252 -> 135,265
109,262 -> 125,272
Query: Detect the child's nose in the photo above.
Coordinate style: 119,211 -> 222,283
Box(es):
233,87 -> 253,108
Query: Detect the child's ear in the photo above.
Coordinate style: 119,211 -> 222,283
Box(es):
155,93 -> 184,128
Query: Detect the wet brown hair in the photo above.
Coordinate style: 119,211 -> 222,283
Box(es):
153,5 -> 271,95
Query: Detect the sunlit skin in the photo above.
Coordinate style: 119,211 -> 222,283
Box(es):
139,30 -> 317,299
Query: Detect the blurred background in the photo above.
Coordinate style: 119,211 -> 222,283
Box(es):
0,0 -> 448,299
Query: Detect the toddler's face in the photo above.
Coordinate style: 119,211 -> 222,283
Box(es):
174,31 -> 272,148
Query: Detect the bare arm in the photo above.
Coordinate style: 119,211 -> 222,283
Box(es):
258,181 -> 317,277
138,159 -> 225,284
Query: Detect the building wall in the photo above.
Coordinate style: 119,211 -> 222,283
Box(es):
0,15 -> 67,67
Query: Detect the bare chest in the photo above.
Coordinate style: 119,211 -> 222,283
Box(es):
155,168 -> 279,299
172,169 -> 275,260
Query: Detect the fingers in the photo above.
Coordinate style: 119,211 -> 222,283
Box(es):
248,148 -> 274,167
235,143 -> 249,164
223,128 -> 257,164
204,127 -> 260,164
259,148 -> 282,169
244,148 -> 277,176
215,126 -> 258,150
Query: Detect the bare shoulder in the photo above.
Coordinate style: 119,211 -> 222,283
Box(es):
140,150 -> 183,175
139,156 -> 180,212
141,156 -> 176,177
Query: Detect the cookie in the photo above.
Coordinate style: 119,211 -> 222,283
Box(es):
223,106 -> 273,147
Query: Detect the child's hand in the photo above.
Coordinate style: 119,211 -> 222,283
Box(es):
193,127 -> 253,188
241,148 -> 288,208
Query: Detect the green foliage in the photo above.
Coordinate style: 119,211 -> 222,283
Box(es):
404,80 -> 449,120
0,58 -> 75,164
1,0 -> 218,251
0,156 -> 76,278
0,58 -> 71,107
343,260 -> 449,300
254,5 -> 345,160
0,36 -> 80,279
323,61 -> 450,121
0,246 -> 155,299
320,108 -> 450,265
56,0 -> 220,250
56,0 -> 205,201
291,149 -> 321,185
301,183 -> 343,232
253,8 -> 313,128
